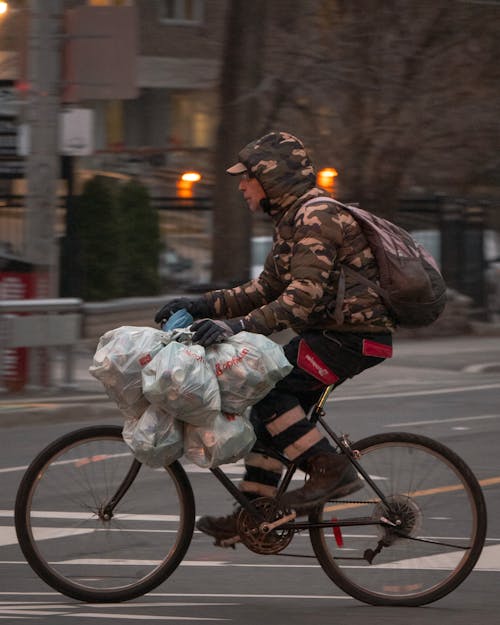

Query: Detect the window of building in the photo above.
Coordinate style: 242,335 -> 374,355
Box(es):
160,0 -> 204,25
170,91 -> 216,148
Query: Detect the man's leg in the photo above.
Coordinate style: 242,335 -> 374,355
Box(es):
240,331 -> 392,509
250,386 -> 361,512
272,331 -> 391,510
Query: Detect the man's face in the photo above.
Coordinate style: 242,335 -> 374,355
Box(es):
238,173 -> 266,213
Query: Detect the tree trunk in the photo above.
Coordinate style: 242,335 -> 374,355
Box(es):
211,1 -> 268,286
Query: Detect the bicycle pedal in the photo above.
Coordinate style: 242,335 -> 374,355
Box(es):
215,535 -> 240,549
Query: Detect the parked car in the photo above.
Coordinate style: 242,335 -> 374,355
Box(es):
410,229 -> 499,268
158,247 -> 193,282
411,228 -> 500,317
251,235 -> 272,278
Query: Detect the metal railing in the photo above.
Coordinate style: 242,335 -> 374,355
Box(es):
0,298 -> 82,392
0,295 -> 173,393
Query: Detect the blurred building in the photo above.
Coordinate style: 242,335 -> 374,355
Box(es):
72,0 -> 226,175
0,0 -> 227,185
0,0 -> 229,307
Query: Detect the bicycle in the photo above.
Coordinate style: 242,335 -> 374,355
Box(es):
15,383 -> 487,607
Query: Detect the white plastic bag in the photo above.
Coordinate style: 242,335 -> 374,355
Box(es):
142,340 -> 220,426
122,405 -> 184,468
205,331 -> 293,414
89,326 -> 167,419
184,411 -> 256,468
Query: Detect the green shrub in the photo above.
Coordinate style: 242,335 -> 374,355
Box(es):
60,175 -> 160,300
116,179 -> 161,296
76,176 -> 122,301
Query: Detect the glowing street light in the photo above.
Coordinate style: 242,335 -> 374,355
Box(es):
177,171 -> 202,198
317,167 -> 338,194
0,2 -> 8,16
181,171 -> 201,183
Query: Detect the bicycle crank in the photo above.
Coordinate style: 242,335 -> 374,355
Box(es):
237,497 -> 295,555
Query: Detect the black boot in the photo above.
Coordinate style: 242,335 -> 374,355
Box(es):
279,452 -> 363,513
196,508 -> 240,546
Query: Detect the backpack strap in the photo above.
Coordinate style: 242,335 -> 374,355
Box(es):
333,267 -> 346,324
303,196 -> 389,316
342,264 -> 389,306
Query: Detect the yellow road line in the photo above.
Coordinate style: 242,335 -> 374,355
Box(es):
478,476 -> 500,487
325,475 -> 500,512
0,403 -> 58,410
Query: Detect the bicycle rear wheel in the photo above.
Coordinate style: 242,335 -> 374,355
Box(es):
15,425 -> 195,603
309,432 -> 486,606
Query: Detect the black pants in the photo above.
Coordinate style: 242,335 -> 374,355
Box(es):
238,330 -> 392,497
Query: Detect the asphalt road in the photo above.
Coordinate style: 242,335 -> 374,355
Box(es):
0,335 -> 499,624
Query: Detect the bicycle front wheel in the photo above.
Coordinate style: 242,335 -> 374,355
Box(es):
15,425 -> 195,603
309,432 -> 486,606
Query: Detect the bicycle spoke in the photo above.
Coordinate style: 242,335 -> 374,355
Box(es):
309,432 -> 486,606
15,426 -> 194,602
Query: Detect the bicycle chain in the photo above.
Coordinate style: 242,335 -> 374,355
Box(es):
328,498 -> 379,505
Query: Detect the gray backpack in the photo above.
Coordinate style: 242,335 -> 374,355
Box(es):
307,198 -> 447,328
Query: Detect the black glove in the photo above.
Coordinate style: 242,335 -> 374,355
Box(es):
154,297 -> 213,325
191,318 -> 244,347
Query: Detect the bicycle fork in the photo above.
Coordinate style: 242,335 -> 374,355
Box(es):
100,458 -> 142,520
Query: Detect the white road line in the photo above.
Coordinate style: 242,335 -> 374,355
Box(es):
89,603 -> 237,608
3,541 -> 487,571
328,382 -> 500,402
0,452 -> 129,475
66,612 -> 227,621
385,413 -> 500,427
0,591 -> 349,600
0,465 -> 30,475
0,610 -> 64,617
0,526 -> 99,547
0,510 -> 182,521
0,602 -> 235,608
150,593 -> 351,600
0,609 -> 225,621
463,363 -> 500,374
2,383 -> 500,415
0,460 -> 304,479
366,544 -> 500,572
0,592 -> 59,595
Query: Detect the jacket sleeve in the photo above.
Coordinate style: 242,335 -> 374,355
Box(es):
204,250 -> 284,320
207,202 -> 343,335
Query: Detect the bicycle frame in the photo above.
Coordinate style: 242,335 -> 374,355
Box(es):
100,383 -> 393,533
209,383 -> 392,531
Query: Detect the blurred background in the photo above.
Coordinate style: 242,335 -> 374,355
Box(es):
1,0 -> 500,391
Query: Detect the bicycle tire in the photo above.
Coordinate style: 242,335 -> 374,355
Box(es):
15,425 -> 195,603
309,432 -> 487,606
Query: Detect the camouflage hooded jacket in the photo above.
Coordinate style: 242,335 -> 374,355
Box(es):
204,131 -> 394,336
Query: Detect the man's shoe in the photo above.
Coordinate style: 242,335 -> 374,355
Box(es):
196,509 -> 240,547
279,452 -> 363,514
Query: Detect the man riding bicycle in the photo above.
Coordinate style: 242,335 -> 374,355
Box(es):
155,131 -> 394,545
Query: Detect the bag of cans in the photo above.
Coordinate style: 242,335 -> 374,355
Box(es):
184,411 -> 256,468
141,339 -> 221,426
91,324 -> 291,468
122,405 -> 184,468
205,331 -> 293,414
89,326 -> 167,419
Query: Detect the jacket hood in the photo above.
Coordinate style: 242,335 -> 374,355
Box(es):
236,131 -> 317,217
